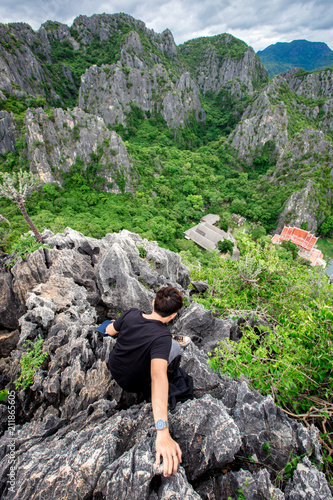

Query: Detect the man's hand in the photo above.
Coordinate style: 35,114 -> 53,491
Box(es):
155,428 -> 182,477
151,358 -> 182,477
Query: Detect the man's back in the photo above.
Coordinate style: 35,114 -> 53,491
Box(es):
108,308 -> 172,393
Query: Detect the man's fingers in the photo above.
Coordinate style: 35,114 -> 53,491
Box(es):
163,454 -> 170,477
176,443 -> 182,463
172,454 -> 179,475
155,451 -> 160,467
167,453 -> 175,476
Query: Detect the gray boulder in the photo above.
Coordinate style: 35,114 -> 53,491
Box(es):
218,468 -> 284,500
171,302 -> 233,352
285,456 -> 333,500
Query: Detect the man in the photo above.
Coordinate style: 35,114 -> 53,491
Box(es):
103,286 -> 185,478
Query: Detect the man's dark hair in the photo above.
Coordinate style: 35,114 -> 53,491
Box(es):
154,287 -> 183,317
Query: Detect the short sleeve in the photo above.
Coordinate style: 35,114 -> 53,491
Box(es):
150,335 -> 172,362
113,309 -> 134,332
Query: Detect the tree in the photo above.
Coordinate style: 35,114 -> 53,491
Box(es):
251,223 -> 266,241
218,239 -> 234,254
318,216 -> 333,237
281,240 -> 299,259
0,171 -> 42,242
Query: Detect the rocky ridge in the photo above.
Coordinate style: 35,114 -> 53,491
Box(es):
230,74 -> 333,231
78,61 -> 204,129
24,106 -> 133,191
0,228 -> 332,499
178,34 -> 268,97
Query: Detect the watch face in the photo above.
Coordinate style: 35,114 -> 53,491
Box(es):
156,420 -> 166,430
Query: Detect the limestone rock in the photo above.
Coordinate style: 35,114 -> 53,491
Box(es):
0,111 -> 16,154
230,81 -> 289,161
0,23 -> 59,100
171,302 -> 233,352
285,456 -> 333,500
285,68 -> 333,99
275,179 -> 320,233
190,281 -> 209,295
0,248 -> 49,330
78,63 -> 204,129
171,394 -> 242,480
0,228 -> 330,499
218,468 -> 284,500
0,330 -> 20,358
25,107 -> 133,192
199,47 -> 267,96
232,382 -> 322,471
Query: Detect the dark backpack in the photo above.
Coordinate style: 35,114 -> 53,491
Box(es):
167,364 -> 194,410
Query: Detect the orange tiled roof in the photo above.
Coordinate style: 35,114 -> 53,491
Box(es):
272,226 -> 324,267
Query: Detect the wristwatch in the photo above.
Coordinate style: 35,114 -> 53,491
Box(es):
155,419 -> 169,430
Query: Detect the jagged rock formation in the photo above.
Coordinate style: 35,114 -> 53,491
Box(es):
24,106 -> 133,191
0,229 -> 331,499
0,23 -> 59,100
284,67 -> 333,99
230,81 -> 289,159
179,34 -> 268,97
0,111 -> 16,154
78,63 -> 204,129
229,72 -> 333,230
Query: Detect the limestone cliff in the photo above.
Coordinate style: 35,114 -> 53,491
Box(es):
284,67 -> 333,99
0,23 -> 59,100
0,229 -> 330,499
230,73 -> 333,230
24,107 -> 133,192
179,34 -> 268,97
78,62 -> 204,129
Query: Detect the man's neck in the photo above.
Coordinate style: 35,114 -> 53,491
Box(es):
142,312 -> 169,323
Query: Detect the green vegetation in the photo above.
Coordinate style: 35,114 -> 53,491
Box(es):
14,335 -> 48,391
6,234 -> 50,269
317,237 -> 333,261
0,389 -> 8,401
180,234 -> 333,474
218,239 -> 233,253
179,34 -> 251,74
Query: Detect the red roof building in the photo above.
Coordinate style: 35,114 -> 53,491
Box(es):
272,227 -> 326,267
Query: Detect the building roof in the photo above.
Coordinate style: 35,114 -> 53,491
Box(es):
184,227 -> 217,250
200,214 -> 220,225
277,226 -> 318,251
184,221 -> 231,251
272,226 -> 325,267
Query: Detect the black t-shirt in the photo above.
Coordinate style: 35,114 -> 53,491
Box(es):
108,308 -> 171,393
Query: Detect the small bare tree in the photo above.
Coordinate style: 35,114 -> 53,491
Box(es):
0,170 -> 42,242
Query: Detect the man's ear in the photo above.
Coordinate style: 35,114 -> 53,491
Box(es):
152,298 -> 155,310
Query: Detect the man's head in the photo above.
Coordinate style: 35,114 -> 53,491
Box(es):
153,287 -> 183,319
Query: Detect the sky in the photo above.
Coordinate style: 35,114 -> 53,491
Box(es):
1,0 -> 333,52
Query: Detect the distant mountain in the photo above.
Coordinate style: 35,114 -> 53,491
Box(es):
257,39 -> 333,77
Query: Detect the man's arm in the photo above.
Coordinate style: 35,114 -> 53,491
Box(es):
150,358 -> 182,477
105,322 -> 119,336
